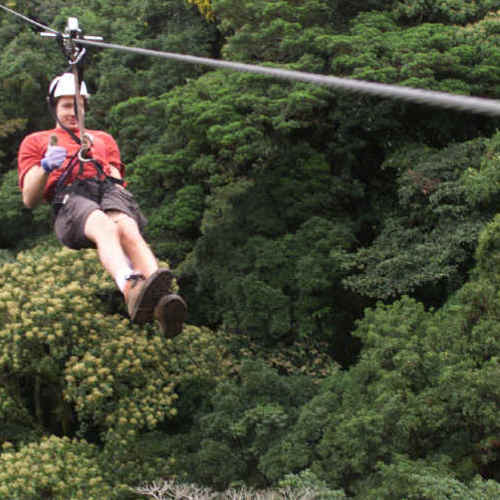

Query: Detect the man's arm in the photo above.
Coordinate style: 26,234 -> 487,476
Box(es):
103,132 -> 124,182
22,165 -> 49,209
21,144 -> 67,209
19,134 -> 67,209
108,165 -> 122,181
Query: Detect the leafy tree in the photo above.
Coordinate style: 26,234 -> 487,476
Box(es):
344,135 -> 497,303
187,0 -> 216,21
0,436 -> 115,499
361,457 -> 500,499
0,246 -> 231,492
113,68 -> 366,356
158,359 -> 324,490
1,1 -> 499,497
264,213 -> 500,494
392,0 -> 499,26
108,0 -> 500,348
0,170 -> 51,249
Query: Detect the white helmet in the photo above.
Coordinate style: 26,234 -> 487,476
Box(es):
48,73 -> 90,100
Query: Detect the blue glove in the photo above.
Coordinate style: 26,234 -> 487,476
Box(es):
41,146 -> 67,173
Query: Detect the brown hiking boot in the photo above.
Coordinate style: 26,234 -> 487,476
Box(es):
154,294 -> 187,338
125,268 -> 174,324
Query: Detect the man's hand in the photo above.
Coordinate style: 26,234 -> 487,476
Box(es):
41,146 -> 67,173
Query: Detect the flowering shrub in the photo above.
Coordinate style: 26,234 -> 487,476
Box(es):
0,386 -> 40,446
0,436 -> 113,499
186,0 -> 215,21
0,244 -> 336,494
0,246 -> 228,437
0,246 -> 232,490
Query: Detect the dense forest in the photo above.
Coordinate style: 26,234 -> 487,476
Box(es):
0,0 -> 499,498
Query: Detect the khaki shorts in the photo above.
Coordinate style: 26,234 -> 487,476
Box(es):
53,178 -> 147,250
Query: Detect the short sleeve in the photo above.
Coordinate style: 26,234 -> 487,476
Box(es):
18,134 -> 44,190
104,133 -> 124,177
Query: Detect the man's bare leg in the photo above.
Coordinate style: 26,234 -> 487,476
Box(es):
84,209 -> 133,282
84,209 -> 169,323
106,211 -> 158,278
87,209 -> 186,331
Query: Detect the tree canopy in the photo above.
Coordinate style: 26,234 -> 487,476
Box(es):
0,0 -> 498,497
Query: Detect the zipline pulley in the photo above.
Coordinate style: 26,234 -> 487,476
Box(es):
40,17 -> 103,66
40,17 -> 103,48
62,17 -> 86,65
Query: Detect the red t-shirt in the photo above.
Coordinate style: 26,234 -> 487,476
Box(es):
18,128 -> 124,201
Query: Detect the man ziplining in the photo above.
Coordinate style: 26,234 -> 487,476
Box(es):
5,6 -> 498,340
17,72 -> 187,337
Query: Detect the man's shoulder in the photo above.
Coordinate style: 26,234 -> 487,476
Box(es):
87,130 -> 119,151
20,129 -> 56,150
87,129 -> 116,141
23,129 -> 56,142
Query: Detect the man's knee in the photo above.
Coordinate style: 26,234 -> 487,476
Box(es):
84,209 -> 119,244
107,211 -> 142,244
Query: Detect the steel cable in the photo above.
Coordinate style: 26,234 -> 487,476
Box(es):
75,38 -> 500,117
0,4 -> 57,33
1,3 -> 499,117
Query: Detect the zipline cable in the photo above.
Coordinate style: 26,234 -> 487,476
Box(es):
75,38 -> 500,118
1,3 -> 499,117
0,4 -> 57,33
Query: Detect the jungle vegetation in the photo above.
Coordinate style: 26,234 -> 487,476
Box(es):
0,0 -> 499,498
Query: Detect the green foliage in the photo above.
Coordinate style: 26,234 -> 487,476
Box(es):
115,69 -> 364,348
344,137 -> 492,301
84,0 -> 219,127
1,1 -> 500,497
326,10 -> 500,95
360,457 -> 500,499
271,282 -> 499,494
0,246 -> 231,492
0,386 -> 40,447
278,469 -> 347,499
193,179 -> 358,342
0,170 -> 51,249
109,1 -> 500,350
393,0 -> 499,25
0,250 -> 13,264
475,213 -> 500,285
0,436 -> 114,499
162,359 -> 324,490
0,243 -> 335,493
462,130 -> 500,207
213,0 -> 335,64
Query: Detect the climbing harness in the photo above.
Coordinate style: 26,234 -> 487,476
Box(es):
1,3 -> 499,117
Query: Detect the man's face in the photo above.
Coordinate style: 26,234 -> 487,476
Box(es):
55,95 -> 85,131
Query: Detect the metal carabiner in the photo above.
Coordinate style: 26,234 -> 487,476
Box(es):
78,133 -> 94,162
69,47 -> 87,66
78,149 -> 93,163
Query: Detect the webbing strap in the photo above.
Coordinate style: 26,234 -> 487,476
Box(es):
52,137 -> 108,198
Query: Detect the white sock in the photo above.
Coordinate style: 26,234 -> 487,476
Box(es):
115,267 -> 136,293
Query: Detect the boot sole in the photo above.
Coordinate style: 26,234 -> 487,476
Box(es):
155,294 -> 187,338
130,269 -> 174,324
